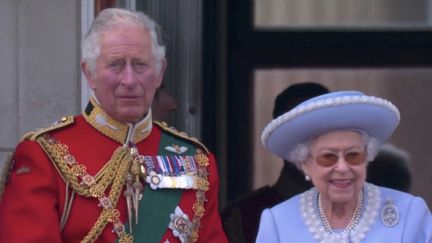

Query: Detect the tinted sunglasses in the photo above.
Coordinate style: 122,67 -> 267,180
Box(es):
310,150 -> 367,167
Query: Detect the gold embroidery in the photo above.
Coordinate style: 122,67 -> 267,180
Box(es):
89,184 -> 105,198
21,116 -> 74,142
189,149 -> 210,242
35,121 -> 212,243
194,150 -> 209,167
37,135 -> 133,242
119,233 -> 134,243
83,97 -> 152,144
193,203 -> 205,218
195,178 -> 209,191
106,208 -> 121,222
154,121 -> 209,154
70,164 -> 87,177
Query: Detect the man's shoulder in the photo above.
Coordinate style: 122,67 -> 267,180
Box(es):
20,115 -> 75,142
154,121 -> 209,154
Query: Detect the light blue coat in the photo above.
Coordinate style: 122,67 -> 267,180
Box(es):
256,186 -> 432,243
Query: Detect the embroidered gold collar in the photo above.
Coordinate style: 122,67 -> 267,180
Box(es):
82,96 -> 152,144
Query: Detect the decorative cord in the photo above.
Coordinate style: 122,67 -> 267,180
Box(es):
38,135 -> 133,243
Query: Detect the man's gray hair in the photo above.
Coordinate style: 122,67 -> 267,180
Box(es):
288,131 -> 380,170
81,8 -> 166,73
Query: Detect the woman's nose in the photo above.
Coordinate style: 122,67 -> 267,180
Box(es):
334,156 -> 350,171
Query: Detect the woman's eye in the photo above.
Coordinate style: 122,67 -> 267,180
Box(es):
322,153 -> 337,160
346,152 -> 360,157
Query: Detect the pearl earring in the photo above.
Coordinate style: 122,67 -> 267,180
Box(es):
305,175 -> 311,181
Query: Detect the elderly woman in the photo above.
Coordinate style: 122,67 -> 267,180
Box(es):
256,91 -> 432,243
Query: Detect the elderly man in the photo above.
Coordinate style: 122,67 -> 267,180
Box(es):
0,8 -> 227,243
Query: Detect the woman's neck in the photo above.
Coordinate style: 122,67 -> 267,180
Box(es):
319,191 -> 363,230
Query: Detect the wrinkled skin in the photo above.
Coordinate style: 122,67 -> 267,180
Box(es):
82,24 -> 166,123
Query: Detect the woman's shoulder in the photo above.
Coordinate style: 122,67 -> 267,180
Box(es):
270,191 -> 304,213
258,192 -> 308,235
374,185 -> 432,242
379,185 -> 420,202
379,186 -> 412,200
377,184 -> 430,213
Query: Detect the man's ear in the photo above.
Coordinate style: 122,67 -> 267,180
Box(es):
81,61 -> 96,89
156,59 -> 167,88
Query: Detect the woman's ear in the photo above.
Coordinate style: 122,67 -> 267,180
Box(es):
301,163 -> 309,176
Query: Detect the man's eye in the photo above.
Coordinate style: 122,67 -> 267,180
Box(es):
134,61 -> 146,66
133,62 -> 147,72
110,62 -> 124,69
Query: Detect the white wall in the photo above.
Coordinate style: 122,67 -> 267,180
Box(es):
0,0 -> 81,166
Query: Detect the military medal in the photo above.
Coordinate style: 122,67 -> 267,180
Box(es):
165,144 -> 188,154
169,207 -> 194,243
146,171 -> 163,189
381,197 -> 399,227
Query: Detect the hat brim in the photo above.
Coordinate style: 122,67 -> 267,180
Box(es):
262,91 -> 400,161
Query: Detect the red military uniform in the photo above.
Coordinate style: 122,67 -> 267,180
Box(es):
0,97 -> 228,243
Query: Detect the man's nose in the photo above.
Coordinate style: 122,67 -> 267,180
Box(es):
121,64 -> 137,86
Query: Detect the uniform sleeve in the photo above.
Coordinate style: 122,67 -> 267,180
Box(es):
0,140 -> 62,243
196,152 -> 229,243
402,196 -> 432,243
256,208 -> 279,243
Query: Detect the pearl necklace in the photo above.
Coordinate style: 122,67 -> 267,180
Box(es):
318,190 -> 363,233
300,183 -> 381,243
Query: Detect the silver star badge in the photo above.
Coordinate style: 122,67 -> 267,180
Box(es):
169,207 -> 193,243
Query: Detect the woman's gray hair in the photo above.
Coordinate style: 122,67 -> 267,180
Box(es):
81,8 -> 166,74
288,131 -> 380,170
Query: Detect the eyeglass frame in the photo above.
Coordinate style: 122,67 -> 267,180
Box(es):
308,148 -> 367,167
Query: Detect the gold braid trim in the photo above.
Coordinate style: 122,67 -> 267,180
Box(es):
38,135 -> 123,197
83,97 -> 129,144
37,135 -> 134,243
189,149 -> 210,242
82,148 -> 133,243
22,116 -> 74,142
154,121 -> 209,154
82,97 -> 152,145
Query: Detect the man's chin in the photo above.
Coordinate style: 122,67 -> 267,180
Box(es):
116,109 -> 147,124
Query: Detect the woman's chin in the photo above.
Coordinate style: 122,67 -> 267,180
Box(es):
327,184 -> 356,203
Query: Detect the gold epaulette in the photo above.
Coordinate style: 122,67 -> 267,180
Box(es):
154,121 -> 209,154
20,116 -> 75,142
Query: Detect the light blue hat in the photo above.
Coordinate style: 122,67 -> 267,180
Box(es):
261,91 -> 400,161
